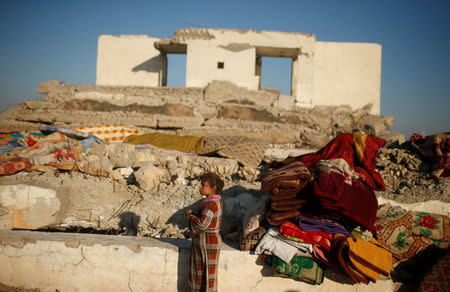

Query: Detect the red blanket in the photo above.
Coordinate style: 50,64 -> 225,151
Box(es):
313,159 -> 378,231
295,133 -> 386,191
279,221 -> 332,252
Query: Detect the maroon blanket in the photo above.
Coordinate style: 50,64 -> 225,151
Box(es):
313,159 -> 378,231
294,133 -> 386,191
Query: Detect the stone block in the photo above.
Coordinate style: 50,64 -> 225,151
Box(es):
272,94 -> 295,111
378,132 -> 406,144
193,104 -> 218,120
108,143 -> 136,168
0,185 -> 60,230
157,116 -> 204,128
132,150 -> 157,167
134,163 -> 165,190
204,80 -> 278,107
359,115 -> 394,136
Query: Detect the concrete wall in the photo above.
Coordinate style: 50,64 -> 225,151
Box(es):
174,28 -> 315,51
96,35 -> 166,87
0,230 -> 397,292
186,41 -> 257,89
95,30 -> 382,114
313,42 -> 382,114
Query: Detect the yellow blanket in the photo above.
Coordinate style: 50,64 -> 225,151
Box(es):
125,132 -> 206,153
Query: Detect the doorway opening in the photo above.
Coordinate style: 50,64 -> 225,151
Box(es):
166,54 -> 186,88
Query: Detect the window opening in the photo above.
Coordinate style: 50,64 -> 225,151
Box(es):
259,57 -> 292,95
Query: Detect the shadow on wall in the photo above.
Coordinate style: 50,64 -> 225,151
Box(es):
132,56 -> 162,73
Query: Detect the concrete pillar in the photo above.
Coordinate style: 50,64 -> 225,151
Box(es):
255,56 -> 262,89
160,53 -> 168,87
293,51 -> 314,104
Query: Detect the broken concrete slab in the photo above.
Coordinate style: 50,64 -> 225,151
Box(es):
0,185 -> 60,229
204,80 -> 278,107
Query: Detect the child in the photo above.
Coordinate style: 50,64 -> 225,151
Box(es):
186,172 -> 224,292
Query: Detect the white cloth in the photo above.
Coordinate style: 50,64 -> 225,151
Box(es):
254,228 -> 313,263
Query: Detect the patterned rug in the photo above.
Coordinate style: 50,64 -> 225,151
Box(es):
198,136 -> 268,168
375,204 -> 450,267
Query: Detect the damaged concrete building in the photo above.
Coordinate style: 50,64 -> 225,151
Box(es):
97,28 -> 382,114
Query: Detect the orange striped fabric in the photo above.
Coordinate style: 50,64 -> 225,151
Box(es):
74,125 -> 141,142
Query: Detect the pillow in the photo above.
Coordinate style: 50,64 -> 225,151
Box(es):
239,226 -> 266,251
0,156 -> 32,176
242,200 -> 267,236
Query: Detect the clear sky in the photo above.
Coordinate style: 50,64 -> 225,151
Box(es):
0,0 -> 449,138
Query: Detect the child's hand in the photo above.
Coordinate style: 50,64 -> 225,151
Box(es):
185,209 -> 192,222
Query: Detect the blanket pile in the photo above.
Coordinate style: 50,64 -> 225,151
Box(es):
261,161 -> 311,225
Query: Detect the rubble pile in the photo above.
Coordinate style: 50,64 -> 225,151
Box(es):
0,80 -> 405,148
376,144 -> 449,203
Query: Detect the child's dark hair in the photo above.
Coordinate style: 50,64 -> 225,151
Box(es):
198,172 -> 224,194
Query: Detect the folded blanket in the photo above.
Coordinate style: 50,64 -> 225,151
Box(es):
332,233 -> 392,284
261,161 -> 311,193
266,209 -> 301,226
333,234 -> 369,284
375,209 -> 450,267
296,216 -> 353,237
293,133 -> 386,191
279,221 -> 332,252
272,255 -> 325,285
313,159 -> 378,231
271,199 -> 306,212
126,132 -> 205,153
347,236 -> 392,283
269,191 -> 297,202
255,228 -> 313,264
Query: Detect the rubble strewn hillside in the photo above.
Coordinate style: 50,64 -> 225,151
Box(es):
0,80 -> 447,240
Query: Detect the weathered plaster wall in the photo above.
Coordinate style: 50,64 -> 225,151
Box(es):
94,30 -> 382,114
0,230 -> 397,292
96,35 -> 166,87
313,41 -> 382,114
186,41 -> 257,89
